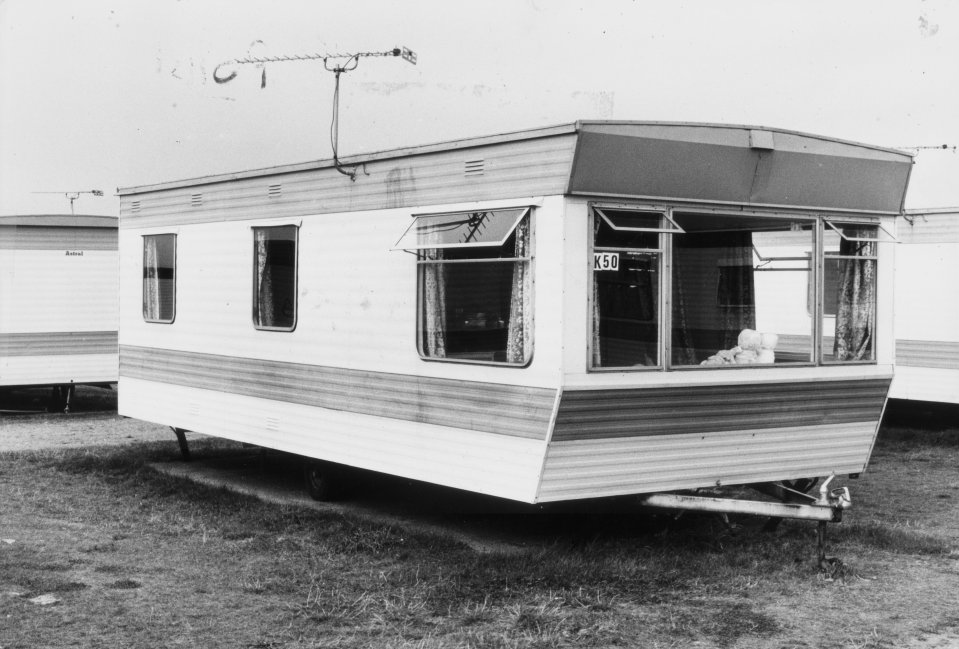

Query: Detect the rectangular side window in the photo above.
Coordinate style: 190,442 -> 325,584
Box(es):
403,208 -> 532,365
142,234 -> 176,323
670,214 -> 815,367
821,222 -> 879,363
590,208 -> 667,369
253,225 -> 298,331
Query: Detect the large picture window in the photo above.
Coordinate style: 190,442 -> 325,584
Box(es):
142,234 -> 176,323
253,225 -> 298,331
398,208 -> 532,365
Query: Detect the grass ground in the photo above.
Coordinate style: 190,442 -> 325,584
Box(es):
1,407 -> 958,648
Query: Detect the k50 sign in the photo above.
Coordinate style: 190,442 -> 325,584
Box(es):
593,252 -> 619,271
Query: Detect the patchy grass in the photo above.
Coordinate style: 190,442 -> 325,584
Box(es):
2,414 -> 958,649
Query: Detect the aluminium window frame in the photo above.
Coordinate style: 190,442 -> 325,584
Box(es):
251,223 -> 300,333
394,207 -> 532,252
142,232 -> 177,325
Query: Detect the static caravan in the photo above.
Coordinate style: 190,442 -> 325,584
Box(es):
117,121 -> 912,525
889,207 -> 959,405
0,214 -> 118,410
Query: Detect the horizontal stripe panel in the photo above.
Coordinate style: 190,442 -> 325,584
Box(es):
896,339 -> 959,369
537,422 -> 877,501
0,331 -> 118,356
552,378 -> 890,441
0,226 -> 117,250
120,345 -> 555,440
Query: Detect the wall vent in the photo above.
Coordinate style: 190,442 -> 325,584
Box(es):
268,184 -> 282,198
130,201 -> 141,213
464,159 -> 485,176
190,193 -> 203,207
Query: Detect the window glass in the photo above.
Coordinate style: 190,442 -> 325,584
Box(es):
822,223 -> 878,362
417,213 -> 531,364
396,208 -> 528,250
670,214 -> 815,367
142,234 -> 176,323
253,225 -> 298,331
591,210 -> 662,368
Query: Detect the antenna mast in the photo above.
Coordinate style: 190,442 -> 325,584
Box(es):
213,45 -> 417,181
32,189 -> 104,215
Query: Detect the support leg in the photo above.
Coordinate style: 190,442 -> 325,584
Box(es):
172,428 -> 191,461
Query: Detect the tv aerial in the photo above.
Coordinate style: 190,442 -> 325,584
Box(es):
213,45 -> 417,181
32,189 -> 104,215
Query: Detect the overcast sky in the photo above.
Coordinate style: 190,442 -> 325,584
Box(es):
1,0 -> 957,216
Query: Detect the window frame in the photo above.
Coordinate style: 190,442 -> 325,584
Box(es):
411,208 -> 535,367
251,224 -> 300,333
394,207 -> 531,251
142,233 -> 177,324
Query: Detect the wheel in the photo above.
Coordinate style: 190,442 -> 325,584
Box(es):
303,461 -> 344,502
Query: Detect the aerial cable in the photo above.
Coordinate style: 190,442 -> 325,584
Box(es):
213,46 -> 417,181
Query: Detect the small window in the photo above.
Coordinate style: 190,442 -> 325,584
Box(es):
142,234 -> 176,323
821,222 -> 879,363
253,225 -> 298,331
408,209 -> 532,365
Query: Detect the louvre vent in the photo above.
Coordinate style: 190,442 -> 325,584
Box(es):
464,159 -> 485,176
130,201 -> 141,213
268,184 -> 282,198
190,193 -> 203,207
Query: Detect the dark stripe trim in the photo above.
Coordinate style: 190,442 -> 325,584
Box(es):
552,378 -> 890,441
0,331 -> 118,356
119,345 -> 556,440
896,339 -> 959,369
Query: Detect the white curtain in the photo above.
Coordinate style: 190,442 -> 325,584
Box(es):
143,236 -> 161,320
505,217 -> 531,364
421,248 -> 447,357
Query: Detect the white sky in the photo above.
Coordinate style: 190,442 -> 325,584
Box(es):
1,0 -> 957,216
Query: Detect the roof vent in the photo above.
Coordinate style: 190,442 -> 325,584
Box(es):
464,159 -> 485,177
130,201 -> 141,213
190,193 -> 203,207
268,184 -> 282,198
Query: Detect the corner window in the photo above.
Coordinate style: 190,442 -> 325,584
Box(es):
590,208 -> 671,369
398,208 -> 532,365
821,222 -> 878,362
253,225 -> 298,331
142,234 -> 176,323
670,214 -> 815,367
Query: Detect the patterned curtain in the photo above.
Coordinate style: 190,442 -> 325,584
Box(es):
717,232 -> 756,349
505,217 -> 531,363
421,248 -> 447,357
254,230 -> 274,327
591,217 -> 603,366
143,236 -> 160,320
834,232 -> 876,360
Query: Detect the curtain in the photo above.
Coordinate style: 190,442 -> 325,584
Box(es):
505,217 -> 531,363
421,248 -> 447,357
254,230 -> 275,327
670,242 -> 698,365
143,236 -> 160,320
716,232 -> 756,349
834,232 -> 876,360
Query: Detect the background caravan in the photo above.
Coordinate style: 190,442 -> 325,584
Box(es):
117,121 -> 912,526
0,214 -> 118,412
889,207 -> 959,406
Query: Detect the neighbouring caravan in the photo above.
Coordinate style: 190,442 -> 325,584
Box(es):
0,214 -> 118,410
117,121 -> 912,523
889,207 -> 959,405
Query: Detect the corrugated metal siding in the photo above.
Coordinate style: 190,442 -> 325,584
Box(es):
119,135 -> 576,228
898,213 -> 959,244
0,331 -> 117,356
889,366 -> 959,404
120,345 -> 556,440
1,354 -> 118,386
551,379 -> 890,441
537,422 -> 876,501
120,376 -> 547,501
896,339 -> 959,369
0,226 -> 118,250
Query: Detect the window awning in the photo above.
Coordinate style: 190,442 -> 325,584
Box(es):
392,207 -> 529,251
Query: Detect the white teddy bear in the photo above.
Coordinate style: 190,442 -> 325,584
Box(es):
700,328 -> 778,366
